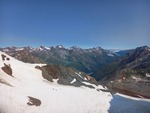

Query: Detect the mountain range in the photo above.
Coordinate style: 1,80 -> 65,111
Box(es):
0,45 -> 125,74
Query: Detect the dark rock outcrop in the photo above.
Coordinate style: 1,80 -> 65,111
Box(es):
27,96 -> 41,107
1,54 -> 6,61
1,63 -> 13,77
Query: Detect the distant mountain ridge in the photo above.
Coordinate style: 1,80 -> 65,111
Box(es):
0,45 -> 121,74
1,45 -> 149,79
118,46 -> 150,69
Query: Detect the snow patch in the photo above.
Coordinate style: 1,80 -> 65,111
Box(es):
107,53 -> 114,56
84,77 -> 87,80
70,78 -> 76,84
132,76 -> 142,81
15,48 -> 24,51
146,73 -> 150,77
3,49 -> 9,52
37,47 -> 43,51
44,47 -> 51,50
59,45 -> 63,48
75,72 -> 84,79
82,81 -> 97,88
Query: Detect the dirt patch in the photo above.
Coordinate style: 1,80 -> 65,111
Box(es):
1,63 -> 13,77
27,96 -> 41,107
1,54 -> 6,61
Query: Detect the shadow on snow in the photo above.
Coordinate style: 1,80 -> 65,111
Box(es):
108,94 -> 150,113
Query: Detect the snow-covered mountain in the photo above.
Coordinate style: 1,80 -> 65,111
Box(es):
0,51 -> 150,113
0,46 -> 119,74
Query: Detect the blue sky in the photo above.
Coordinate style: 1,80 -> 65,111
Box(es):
0,0 -> 150,49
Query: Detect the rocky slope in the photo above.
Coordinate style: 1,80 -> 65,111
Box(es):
35,64 -> 96,88
95,46 -> 150,98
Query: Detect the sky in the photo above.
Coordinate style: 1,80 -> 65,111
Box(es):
0,0 -> 150,49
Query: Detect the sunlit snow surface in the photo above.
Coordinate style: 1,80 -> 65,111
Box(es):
0,51 -> 150,113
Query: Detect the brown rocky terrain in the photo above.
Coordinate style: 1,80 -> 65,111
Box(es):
106,74 -> 150,98
35,64 -> 97,88
1,54 -> 6,61
1,63 -> 13,77
102,46 -> 150,98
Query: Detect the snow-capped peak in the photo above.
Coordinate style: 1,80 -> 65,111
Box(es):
15,48 -> 24,51
56,45 -> 64,49
44,46 -> 51,50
